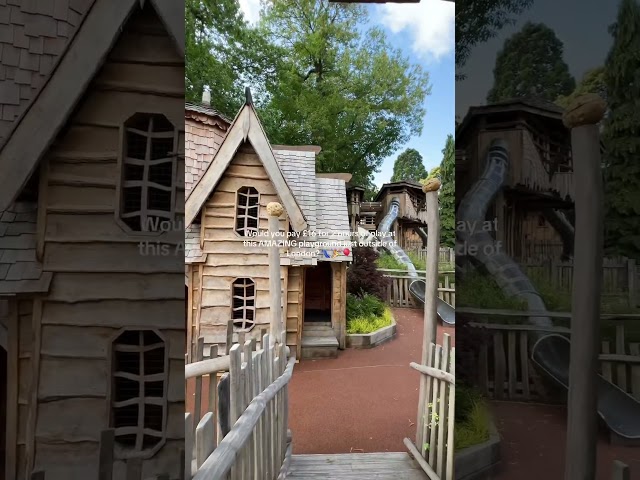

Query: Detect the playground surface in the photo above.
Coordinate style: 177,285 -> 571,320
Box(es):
288,307 -> 455,454
491,401 -> 640,479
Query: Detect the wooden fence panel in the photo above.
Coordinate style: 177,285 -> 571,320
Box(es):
405,333 -> 455,480
380,269 -> 455,308
462,313 -> 640,402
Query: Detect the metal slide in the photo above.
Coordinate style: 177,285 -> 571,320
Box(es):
376,198 -> 455,325
458,139 -> 640,440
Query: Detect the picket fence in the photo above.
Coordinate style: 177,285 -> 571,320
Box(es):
458,308 -> 640,403
184,326 -> 292,480
379,269 -> 455,308
404,333 -> 455,480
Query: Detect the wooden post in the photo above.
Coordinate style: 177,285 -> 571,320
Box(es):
562,93 -> 607,480
416,178 -> 441,449
267,202 -> 284,346
627,258 -> 636,309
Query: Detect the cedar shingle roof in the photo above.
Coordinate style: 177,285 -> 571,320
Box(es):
0,0 -> 94,147
0,201 -> 52,293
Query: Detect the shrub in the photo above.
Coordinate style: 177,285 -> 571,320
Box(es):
346,293 -> 393,334
376,252 -> 405,270
347,247 -> 389,300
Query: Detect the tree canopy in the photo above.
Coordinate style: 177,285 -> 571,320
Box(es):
455,0 -> 533,79
258,0 -> 431,190
556,66 -> 606,108
487,22 -> 575,103
390,148 -> 427,183
424,134 -> 454,247
186,0 -> 431,192
602,0 -> 640,259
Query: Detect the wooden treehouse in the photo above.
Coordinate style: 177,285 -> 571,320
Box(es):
0,1 -> 185,479
456,98 -> 575,261
184,92 -> 353,362
347,181 -> 429,250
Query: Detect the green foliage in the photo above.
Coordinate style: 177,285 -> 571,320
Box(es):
390,148 -> 427,183
185,0 -> 277,117
346,295 -> 393,334
455,387 -> 491,451
602,0 -> 640,260
455,0 -> 533,79
258,0 -> 431,189
437,134 -> 455,248
556,66 -> 606,108
487,22 -> 575,103
376,252 -> 405,270
458,270 -> 527,310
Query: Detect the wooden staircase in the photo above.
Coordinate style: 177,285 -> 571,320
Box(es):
301,322 -> 338,359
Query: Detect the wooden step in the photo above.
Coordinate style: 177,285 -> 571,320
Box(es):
303,322 -> 333,329
301,335 -> 338,359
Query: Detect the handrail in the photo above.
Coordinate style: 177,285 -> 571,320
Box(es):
185,355 -> 230,379
193,356 -> 296,480
458,307 -> 640,320
185,346 -> 291,379
410,362 -> 455,384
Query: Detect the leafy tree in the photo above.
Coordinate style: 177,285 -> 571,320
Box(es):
556,66 -> 606,108
258,0 -> 431,189
390,148 -> 427,183
487,22 -> 575,103
185,0 -> 278,118
602,0 -> 640,259
423,135 -> 455,247
455,0 -> 533,79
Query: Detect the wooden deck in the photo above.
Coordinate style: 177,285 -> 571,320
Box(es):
287,452 -> 428,479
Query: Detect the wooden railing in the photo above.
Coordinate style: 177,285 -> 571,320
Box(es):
458,308 -> 640,402
186,331 -> 293,480
379,269 -> 455,308
404,333 -> 455,480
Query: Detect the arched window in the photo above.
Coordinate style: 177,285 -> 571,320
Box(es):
118,113 -> 178,233
231,278 -> 256,331
110,329 -> 167,457
235,187 -> 259,236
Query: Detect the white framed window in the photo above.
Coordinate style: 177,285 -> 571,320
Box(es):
231,278 -> 256,331
110,329 -> 168,458
235,187 -> 259,236
118,113 -> 178,233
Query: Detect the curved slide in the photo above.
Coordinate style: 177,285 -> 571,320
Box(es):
458,139 -> 640,440
375,198 -> 455,325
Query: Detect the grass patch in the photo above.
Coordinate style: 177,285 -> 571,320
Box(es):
457,270 -> 527,311
454,386 -> 491,451
376,251 -> 455,274
376,252 -> 405,270
346,293 -> 393,334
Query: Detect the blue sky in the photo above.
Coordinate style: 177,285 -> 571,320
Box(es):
238,0 -> 455,189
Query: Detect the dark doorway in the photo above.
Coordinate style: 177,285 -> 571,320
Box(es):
304,262 -> 332,323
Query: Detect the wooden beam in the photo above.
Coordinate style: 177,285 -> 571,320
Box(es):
0,0 -> 139,211
5,300 -> 18,480
563,96 -> 606,480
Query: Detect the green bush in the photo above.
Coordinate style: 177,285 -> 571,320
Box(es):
457,270 -> 526,311
454,385 -> 490,451
376,252 -> 405,270
346,293 -> 392,334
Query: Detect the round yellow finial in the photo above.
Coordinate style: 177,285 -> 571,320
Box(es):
266,202 -> 284,217
562,93 -> 607,128
422,177 -> 441,193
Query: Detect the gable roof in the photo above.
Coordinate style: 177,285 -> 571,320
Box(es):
185,148 -> 352,266
185,101 -> 308,231
0,0 -> 184,211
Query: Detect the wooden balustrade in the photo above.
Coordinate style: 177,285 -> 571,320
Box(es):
186,331 -> 293,480
404,333 -> 455,480
379,269 -> 455,308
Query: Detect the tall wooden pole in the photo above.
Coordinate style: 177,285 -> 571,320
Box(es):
415,178 -> 441,450
563,94 -> 607,480
267,202 -> 284,347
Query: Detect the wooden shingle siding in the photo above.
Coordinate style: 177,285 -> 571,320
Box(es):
21,5 -> 185,479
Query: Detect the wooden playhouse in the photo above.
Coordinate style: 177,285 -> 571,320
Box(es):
0,1 -> 185,479
184,93 -> 353,362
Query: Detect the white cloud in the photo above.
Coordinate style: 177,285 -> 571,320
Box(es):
378,0 -> 455,62
238,0 -> 262,25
